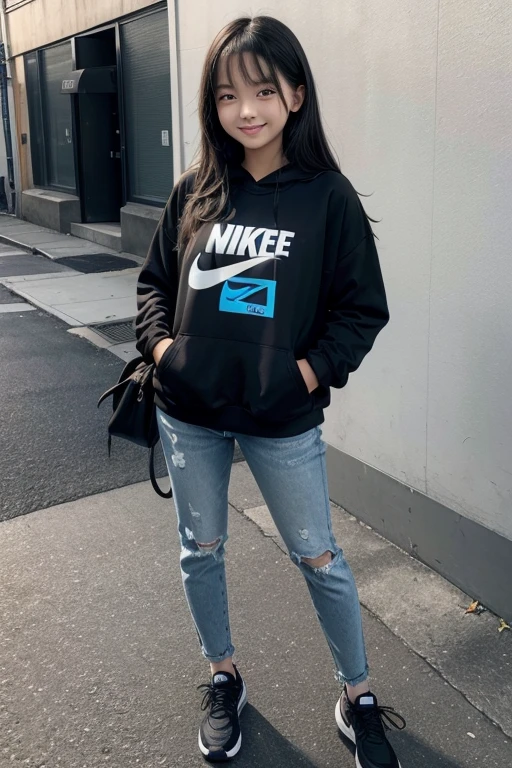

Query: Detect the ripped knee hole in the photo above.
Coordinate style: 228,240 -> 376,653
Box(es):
196,538 -> 222,551
302,550 -> 334,568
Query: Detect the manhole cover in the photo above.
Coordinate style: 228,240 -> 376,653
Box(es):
55,253 -> 139,273
92,320 -> 136,344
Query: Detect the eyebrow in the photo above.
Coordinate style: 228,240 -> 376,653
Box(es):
215,79 -> 274,91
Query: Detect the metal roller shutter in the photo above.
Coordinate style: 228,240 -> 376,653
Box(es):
120,9 -> 174,205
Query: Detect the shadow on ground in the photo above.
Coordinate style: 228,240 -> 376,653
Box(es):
238,704 -> 321,766
227,703 -> 466,768
337,726 -> 466,768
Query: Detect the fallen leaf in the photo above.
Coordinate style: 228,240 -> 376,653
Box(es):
465,600 -> 479,614
498,619 -> 511,633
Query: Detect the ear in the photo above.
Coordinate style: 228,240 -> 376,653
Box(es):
290,85 -> 305,113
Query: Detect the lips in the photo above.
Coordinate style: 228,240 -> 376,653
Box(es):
239,124 -> 266,135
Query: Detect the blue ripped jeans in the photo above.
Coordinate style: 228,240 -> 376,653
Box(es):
156,408 -> 369,686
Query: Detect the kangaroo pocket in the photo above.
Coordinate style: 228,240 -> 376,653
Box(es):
156,334 -> 313,422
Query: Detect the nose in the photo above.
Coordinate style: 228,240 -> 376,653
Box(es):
239,98 -> 257,121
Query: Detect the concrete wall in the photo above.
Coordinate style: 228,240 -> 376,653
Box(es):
174,1 -> 512,541
12,56 -> 32,194
5,0 -> 161,56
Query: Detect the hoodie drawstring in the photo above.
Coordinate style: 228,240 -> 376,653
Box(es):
273,168 -> 281,281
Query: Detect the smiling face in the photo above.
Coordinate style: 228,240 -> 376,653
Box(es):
215,52 -> 304,156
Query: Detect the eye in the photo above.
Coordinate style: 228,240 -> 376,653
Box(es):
258,88 -> 276,97
218,94 -> 235,102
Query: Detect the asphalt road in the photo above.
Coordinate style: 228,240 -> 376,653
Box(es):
0,309 -> 168,522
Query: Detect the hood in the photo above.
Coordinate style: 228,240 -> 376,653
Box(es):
228,162 -> 325,195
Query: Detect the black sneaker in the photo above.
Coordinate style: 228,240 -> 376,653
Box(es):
335,687 -> 405,768
197,667 -> 247,761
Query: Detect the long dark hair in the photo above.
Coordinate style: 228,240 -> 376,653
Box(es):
179,16 -> 367,248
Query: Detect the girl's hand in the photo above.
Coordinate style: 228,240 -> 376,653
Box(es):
153,338 -> 174,365
296,359 -> 319,393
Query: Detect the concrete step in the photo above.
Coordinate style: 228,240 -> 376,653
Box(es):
70,222 -> 122,252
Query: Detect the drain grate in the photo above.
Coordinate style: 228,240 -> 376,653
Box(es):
92,320 -> 136,344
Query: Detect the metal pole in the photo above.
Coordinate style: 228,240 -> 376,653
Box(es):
0,2 -> 20,214
168,0 -> 184,182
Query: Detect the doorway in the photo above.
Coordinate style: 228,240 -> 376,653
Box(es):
72,28 -> 123,223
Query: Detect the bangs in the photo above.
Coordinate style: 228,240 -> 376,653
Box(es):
213,37 -> 286,103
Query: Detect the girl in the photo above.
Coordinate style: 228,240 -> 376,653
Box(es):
135,15 -> 405,768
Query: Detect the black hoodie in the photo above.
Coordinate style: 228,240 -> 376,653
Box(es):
135,164 -> 389,437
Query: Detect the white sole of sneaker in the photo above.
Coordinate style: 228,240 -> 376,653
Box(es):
335,697 -> 356,743
198,680 -> 248,761
335,698 -> 403,768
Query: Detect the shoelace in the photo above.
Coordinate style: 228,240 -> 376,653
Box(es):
198,682 -> 238,723
354,703 -> 406,743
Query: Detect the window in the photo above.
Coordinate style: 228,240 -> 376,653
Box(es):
24,42 -> 76,192
120,9 -> 173,205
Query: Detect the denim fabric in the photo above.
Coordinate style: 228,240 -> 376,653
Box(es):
156,408 -> 369,686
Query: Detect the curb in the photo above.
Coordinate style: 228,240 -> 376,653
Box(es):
0,280 -> 81,324
0,231 -> 145,264
0,232 -> 37,254
0,230 -> 72,260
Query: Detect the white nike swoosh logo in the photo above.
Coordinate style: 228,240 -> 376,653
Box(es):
188,252 -> 274,290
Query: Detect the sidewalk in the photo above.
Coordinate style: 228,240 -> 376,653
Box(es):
0,214 -> 141,262
0,215 -> 143,361
1,468 -> 511,768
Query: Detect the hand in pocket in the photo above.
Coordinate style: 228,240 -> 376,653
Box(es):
153,338 -> 174,366
296,358 -> 319,393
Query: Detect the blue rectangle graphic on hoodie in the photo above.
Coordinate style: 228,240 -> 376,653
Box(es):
219,277 -> 276,318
